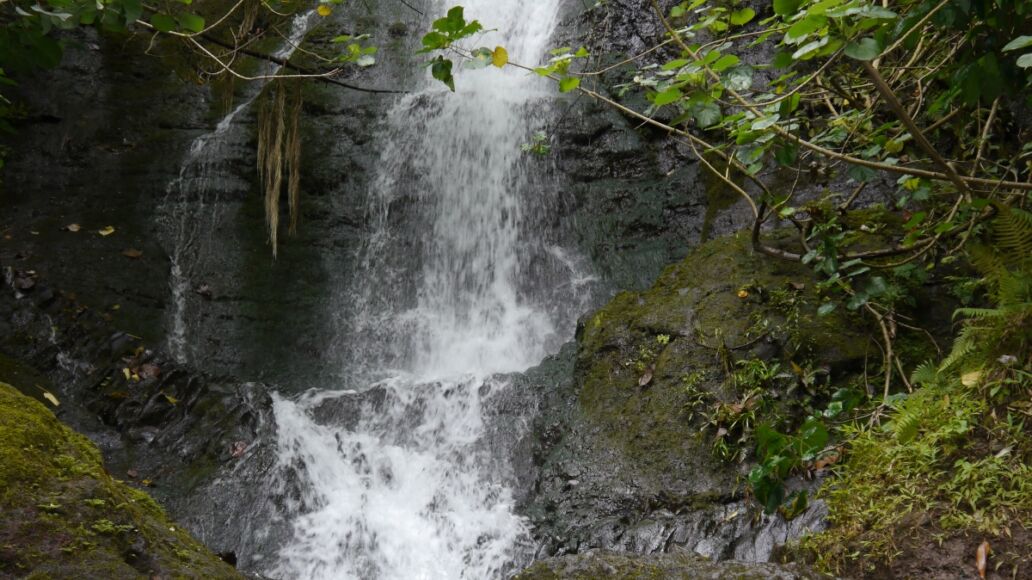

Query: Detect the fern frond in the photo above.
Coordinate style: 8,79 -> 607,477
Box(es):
910,360 -> 940,386
892,406 -> 922,443
940,326 -> 980,373
992,204 -> 1032,267
953,307 -> 1007,321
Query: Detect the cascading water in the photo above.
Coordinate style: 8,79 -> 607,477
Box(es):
264,1 -> 585,578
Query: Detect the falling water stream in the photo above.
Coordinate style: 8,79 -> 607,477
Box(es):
264,1 -> 577,578
159,0 -> 585,577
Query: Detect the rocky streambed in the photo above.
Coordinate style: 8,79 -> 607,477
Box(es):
1,227 -> 848,577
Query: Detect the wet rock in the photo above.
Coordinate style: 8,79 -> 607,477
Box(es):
516,231 -> 869,562
514,551 -> 824,579
0,381 -> 241,579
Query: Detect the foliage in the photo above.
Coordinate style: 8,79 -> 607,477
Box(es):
941,206 -> 1032,373
418,6 -> 1032,551
800,368 -> 1031,574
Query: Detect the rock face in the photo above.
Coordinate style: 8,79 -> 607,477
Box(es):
0,265 -> 282,568
514,551 -> 824,579
515,232 -> 869,563
0,381 -> 241,579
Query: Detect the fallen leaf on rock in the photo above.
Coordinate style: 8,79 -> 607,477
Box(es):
141,479 -> 154,487
30,230 -> 39,235
126,468 -> 139,479
35,385 -> 60,407
98,226 -> 115,236
65,223 -> 81,232
976,540 -> 990,579
163,393 -> 178,405
122,248 -> 143,258
961,370 -> 982,387
139,363 -> 161,379
638,368 -> 653,387
737,289 -> 749,298
122,367 -> 131,380
231,441 -> 248,458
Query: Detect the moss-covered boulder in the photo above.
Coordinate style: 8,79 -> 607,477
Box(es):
514,552 -> 824,579
575,231 -> 868,479
0,382 -> 241,579
521,231 -> 869,560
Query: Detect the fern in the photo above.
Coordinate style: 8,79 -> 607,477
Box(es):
910,360 -> 940,386
991,203 -> 1032,266
891,405 -> 922,443
940,204 -> 1032,375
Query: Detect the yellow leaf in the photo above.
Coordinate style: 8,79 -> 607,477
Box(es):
737,289 -> 749,298
976,540 -> 990,579
492,46 -> 508,68
65,223 -> 81,232
790,360 -> 803,376
163,393 -> 179,405
42,391 -> 60,407
961,370 -> 981,387
98,226 -> 115,236
317,4 -> 331,16
122,368 -> 131,380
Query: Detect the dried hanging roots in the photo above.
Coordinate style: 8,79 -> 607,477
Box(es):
257,79 -> 303,257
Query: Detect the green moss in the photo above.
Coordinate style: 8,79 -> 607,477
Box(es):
796,378 -> 1032,575
574,232 -> 871,477
0,382 -> 241,579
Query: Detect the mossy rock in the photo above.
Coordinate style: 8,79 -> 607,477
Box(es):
514,552 -> 824,579
574,231 -> 870,480
0,382 -> 241,579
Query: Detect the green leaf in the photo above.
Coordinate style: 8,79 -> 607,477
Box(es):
844,37 -> 881,60
751,114 -> 780,131
430,56 -> 455,91
778,92 -> 800,116
711,54 -> 740,72
653,87 -> 682,106
421,31 -> 448,51
150,13 -> 176,33
817,302 -> 836,316
559,76 -> 581,93
772,51 -> 794,69
729,8 -> 755,26
177,13 -> 205,33
691,101 -> 722,127
1018,53 -> 1032,69
792,37 -> 828,60
1003,36 -> 1032,52
121,0 -> 142,24
773,0 -> 802,17
785,16 -> 825,45
723,65 -> 753,91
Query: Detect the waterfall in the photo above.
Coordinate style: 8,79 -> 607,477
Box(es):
265,1 -> 580,578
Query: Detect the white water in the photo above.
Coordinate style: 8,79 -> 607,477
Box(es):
266,1 -> 572,578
